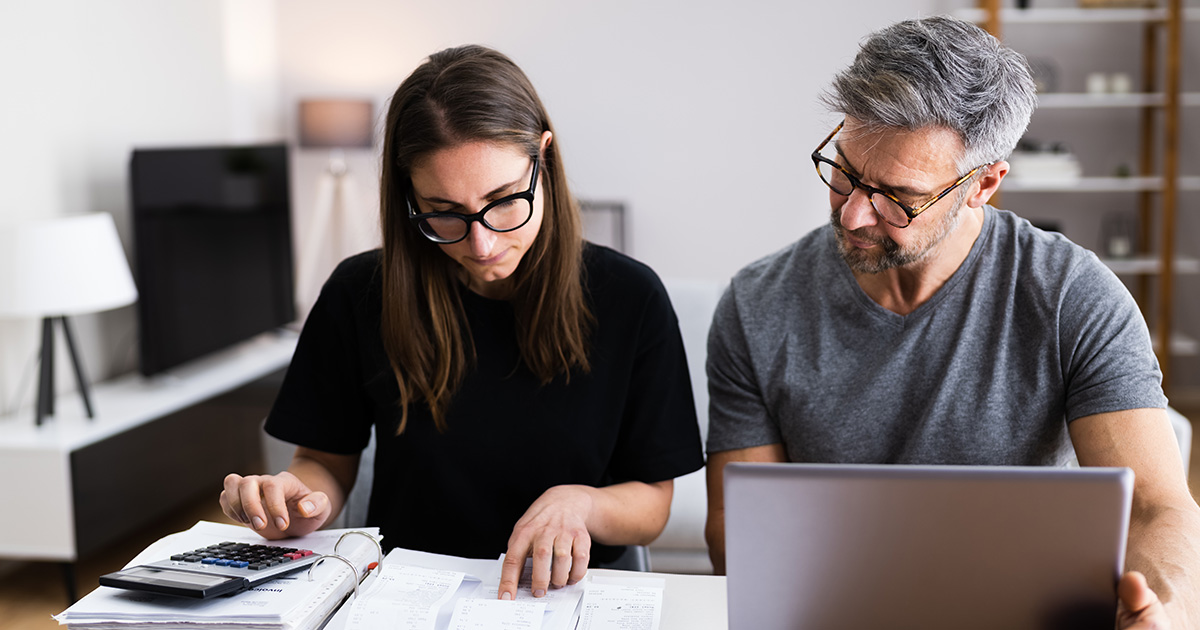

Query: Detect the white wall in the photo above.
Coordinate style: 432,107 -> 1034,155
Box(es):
276,0 -> 932,299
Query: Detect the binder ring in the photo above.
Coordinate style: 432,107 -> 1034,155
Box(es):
307,553 -> 360,598
336,530 -> 383,573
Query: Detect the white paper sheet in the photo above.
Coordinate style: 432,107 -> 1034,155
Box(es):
447,598 -> 546,630
478,557 -> 585,630
344,565 -> 464,630
576,577 -> 664,630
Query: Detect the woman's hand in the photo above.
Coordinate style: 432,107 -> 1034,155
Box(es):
496,480 -> 673,601
219,471 -> 332,539
498,485 -> 594,599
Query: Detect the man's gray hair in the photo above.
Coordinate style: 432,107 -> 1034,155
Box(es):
821,15 -> 1037,173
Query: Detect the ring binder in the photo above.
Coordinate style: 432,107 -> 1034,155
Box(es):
307,554 -> 361,598
336,530 -> 383,572
306,530 -> 384,599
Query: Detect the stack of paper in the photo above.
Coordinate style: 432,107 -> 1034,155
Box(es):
55,521 -> 381,630
323,548 -> 665,630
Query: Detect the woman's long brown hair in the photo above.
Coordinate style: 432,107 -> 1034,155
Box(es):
379,45 -> 592,433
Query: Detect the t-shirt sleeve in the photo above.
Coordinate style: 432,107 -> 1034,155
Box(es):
705,281 -> 783,454
1059,255 -> 1168,422
264,264 -> 375,455
605,269 -> 705,484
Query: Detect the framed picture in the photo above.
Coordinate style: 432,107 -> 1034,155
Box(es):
579,200 -> 626,252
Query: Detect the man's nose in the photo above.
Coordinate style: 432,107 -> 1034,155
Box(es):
838,187 -> 881,232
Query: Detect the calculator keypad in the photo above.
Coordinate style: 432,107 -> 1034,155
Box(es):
169,542 -> 314,571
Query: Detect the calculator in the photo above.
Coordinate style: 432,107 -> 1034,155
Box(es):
99,541 -> 319,599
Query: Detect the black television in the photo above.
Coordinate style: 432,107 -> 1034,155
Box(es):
130,143 -> 296,377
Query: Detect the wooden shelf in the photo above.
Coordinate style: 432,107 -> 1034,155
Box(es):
1002,176 -> 1200,192
1153,331 -> 1199,357
1101,256 -> 1200,275
958,7 -> 1200,24
1036,92 -> 1200,108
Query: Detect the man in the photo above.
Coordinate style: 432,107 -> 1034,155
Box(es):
704,16 -> 1199,629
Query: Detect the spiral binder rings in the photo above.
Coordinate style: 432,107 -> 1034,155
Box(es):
307,530 -> 384,599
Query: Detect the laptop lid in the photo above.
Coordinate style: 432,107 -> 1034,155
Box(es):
724,463 -> 1133,630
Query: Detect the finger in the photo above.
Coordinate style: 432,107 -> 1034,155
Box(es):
1117,571 -> 1159,615
550,535 -> 573,588
567,538 -> 590,586
236,477 -> 269,530
529,534 -> 553,597
220,474 -> 248,524
497,550 -> 527,601
295,491 -> 328,520
258,476 -> 293,531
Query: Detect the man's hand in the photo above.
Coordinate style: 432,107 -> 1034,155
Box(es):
1118,571 -> 1170,629
497,485 -> 593,600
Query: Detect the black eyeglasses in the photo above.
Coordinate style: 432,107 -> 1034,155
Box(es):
407,157 -> 539,244
811,121 -> 991,228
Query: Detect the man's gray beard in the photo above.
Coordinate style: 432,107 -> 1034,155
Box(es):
830,200 -> 966,274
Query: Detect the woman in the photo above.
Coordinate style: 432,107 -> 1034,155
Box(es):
220,45 -> 703,599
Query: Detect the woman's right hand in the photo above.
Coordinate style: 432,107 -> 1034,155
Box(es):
220,471 -> 332,539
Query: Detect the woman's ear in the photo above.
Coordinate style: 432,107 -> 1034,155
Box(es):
969,160 -> 1009,208
540,130 -> 553,153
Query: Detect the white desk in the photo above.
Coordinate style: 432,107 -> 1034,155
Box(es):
0,330 -> 297,565
589,569 -> 727,629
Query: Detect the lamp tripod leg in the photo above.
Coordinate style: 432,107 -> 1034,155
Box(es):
37,317 -> 55,426
60,316 -> 94,419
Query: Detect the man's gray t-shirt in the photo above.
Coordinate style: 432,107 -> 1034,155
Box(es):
706,206 -> 1167,465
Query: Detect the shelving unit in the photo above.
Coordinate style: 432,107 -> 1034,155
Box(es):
969,0 -> 1194,393
0,330 -> 296,601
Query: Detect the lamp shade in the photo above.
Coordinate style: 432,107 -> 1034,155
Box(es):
0,212 -> 139,317
298,99 -> 374,149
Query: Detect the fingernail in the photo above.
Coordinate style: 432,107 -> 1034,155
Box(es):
275,517 -> 287,530
534,589 -> 545,598
300,500 -> 314,515
252,516 -> 265,530
501,592 -> 512,601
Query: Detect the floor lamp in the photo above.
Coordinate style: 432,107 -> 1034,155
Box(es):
295,99 -> 375,312
0,213 -> 139,426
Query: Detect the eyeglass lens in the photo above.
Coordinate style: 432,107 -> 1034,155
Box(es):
414,197 -> 534,243
815,160 -> 911,228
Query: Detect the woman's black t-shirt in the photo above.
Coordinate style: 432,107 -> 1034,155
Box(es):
265,244 -> 704,562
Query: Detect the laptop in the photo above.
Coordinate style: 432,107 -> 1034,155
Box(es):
723,463 -> 1133,630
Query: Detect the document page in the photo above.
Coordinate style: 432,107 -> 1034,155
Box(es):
479,558 -> 585,630
576,576 -> 664,630
345,564 -> 464,630
447,598 -> 546,630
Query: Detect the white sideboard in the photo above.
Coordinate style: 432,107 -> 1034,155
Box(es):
0,330 -> 297,562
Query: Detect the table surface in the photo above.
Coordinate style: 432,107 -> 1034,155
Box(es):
589,568 -> 727,629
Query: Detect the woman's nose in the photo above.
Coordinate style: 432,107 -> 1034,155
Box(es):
466,221 -> 497,256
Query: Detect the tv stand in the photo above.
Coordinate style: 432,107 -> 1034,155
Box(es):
0,329 -> 298,602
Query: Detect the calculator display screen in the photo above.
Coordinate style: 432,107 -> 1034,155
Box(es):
121,566 -> 234,588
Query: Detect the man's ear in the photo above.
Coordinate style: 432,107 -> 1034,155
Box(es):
969,160 -> 1008,208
